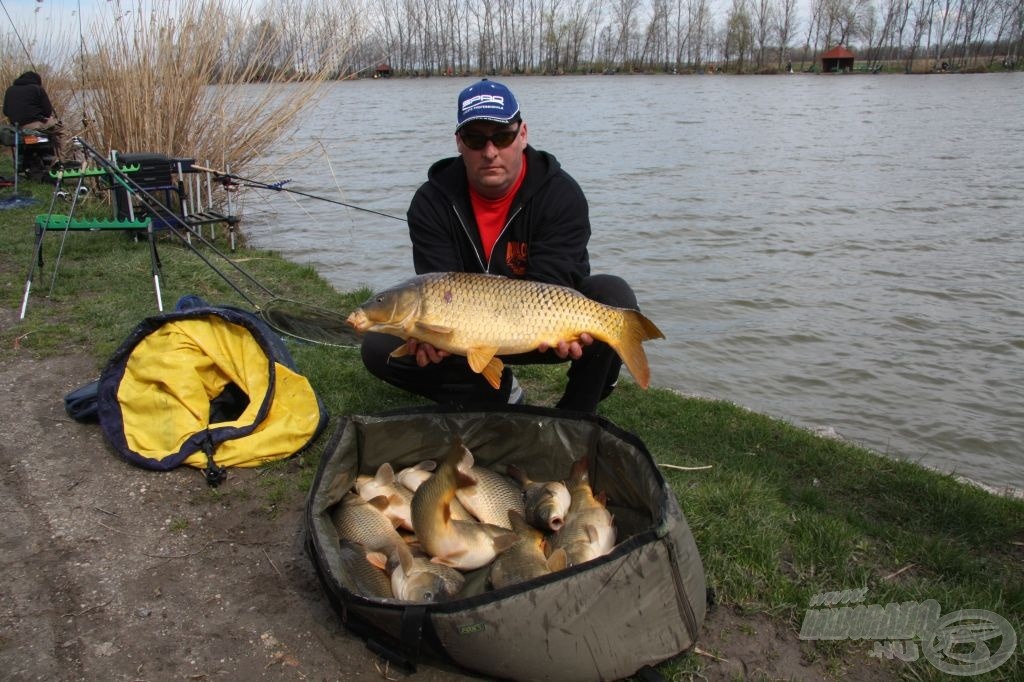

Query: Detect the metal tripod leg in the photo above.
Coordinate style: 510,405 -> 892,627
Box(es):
20,217 -> 48,320
12,126 -> 21,197
147,218 -> 164,312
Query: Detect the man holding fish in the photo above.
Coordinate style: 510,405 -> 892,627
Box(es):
355,79 -> 660,413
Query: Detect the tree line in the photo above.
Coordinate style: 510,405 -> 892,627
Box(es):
235,0 -> 1021,76
6,0 -> 1022,77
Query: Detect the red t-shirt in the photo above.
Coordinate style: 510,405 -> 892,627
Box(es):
468,157 -> 527,262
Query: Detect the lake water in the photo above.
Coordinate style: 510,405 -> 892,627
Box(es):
242,74 -> 1024,491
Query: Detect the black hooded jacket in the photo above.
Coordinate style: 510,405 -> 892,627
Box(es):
3,71 -> 55,127
407,145 -> 592,289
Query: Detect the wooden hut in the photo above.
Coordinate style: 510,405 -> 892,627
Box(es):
374,63 -> 393,78
821,46 -> 855,72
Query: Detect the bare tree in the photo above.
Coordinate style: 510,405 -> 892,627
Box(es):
773,0 -> 800,68
905,0 -> 935,71
608,0 -> 642,70
686,0 -> 713,67
637,0 -> 671,69
989,0 -> 1024,64
724,0 -> 754,71
752,0 -> 775,70
563,0 -> 600,72
803,0 -> 827,68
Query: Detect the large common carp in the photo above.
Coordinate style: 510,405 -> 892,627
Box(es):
345,272 -> 665,389
355,463 -> 415,531
489,510 -> 568,590
410,438 -> 518,571
338,540 -> 395,600
367,543 -> 465,603
455,450 -> 526,530
508,463 -> 571,532
396,459 -> 475,522
331,492 -> 405,554
550,457 -> 616,566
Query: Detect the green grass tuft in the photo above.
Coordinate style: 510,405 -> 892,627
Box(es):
2,159 -> 1022,680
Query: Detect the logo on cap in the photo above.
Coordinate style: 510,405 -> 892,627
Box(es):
462,94 -> 505,114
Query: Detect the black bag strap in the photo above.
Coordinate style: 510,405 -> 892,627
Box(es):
359,605 -> 427,673
399,604 -> 427,667
199,429 -> 227,487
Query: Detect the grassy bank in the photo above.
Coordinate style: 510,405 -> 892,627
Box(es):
1,171 -> 1021,680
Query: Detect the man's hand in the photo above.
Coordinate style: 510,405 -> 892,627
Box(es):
406,338 -> 451,367
537,333 -> 594,360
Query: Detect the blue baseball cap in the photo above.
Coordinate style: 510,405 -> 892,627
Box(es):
456,79 -> 520,132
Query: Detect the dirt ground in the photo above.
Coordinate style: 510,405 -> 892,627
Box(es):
0,323 -> 897,681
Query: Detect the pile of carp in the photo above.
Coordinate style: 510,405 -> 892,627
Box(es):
331,439 -> 617,603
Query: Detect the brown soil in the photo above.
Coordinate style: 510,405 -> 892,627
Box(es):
0,332 -> 897,681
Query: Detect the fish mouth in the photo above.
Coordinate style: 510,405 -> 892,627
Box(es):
346,310 -> 370,331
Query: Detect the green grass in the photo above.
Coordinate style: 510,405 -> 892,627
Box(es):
2,167 -> 1021,680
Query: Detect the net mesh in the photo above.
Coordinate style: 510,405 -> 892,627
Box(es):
259,299 -> 360,347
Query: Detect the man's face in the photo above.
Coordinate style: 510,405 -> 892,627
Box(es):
456,120 -> 528,199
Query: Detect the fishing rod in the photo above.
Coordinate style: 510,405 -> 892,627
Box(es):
0,0 -> 38,72
189,163 -> 407,223
73,136 -> 273,310
52,137 -> 359,347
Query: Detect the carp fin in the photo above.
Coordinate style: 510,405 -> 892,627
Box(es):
367,495 -> 391,512
414,321 -> 455,336
365,551 -> 388,571
394,544 -> 415,573
375,462 -> 396,484
606,309 -> 664,389
466,346 -> 503,388
474,358 -> 504,389
506,508 -> 529,533
506,463 -> 529,486
493,532 -> 520,554
432,552 -> 465,567
547,547 -> 568,572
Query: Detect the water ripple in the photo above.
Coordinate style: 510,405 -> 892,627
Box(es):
252,74 -> 1024,490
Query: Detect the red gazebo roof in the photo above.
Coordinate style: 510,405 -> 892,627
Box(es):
821,45 -> 855,60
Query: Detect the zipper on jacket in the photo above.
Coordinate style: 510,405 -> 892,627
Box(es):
485,205 -> 524,272
452,204 -> 487,272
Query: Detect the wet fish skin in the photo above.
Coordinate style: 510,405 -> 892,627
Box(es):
394,460 -> 436,492
338,540 -> 394,599
370,543 -> 465,603
397,460 -> 475,522
489,510 -> 568,590
331,492 -> 405,553
410,438 -> 518,571
456,451 -> 526,530
508,464 -> 571,532
355,463 -> 415,531
345,271 -> 664,389
550,457 -> 616,566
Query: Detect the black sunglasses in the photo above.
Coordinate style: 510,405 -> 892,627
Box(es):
459,123 -> 521,151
